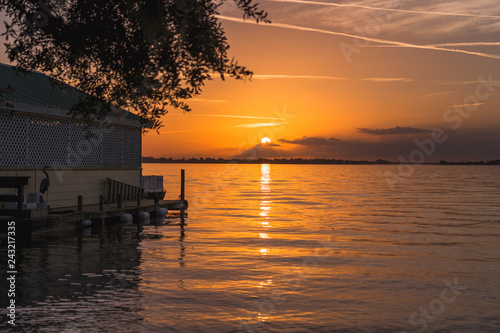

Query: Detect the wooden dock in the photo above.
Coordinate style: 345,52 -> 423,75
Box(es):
1,169 -> 188,243
1,198 -> 188,243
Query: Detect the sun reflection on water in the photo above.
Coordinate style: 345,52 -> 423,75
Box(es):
259,164 -> 272,230
258,248 -> 269,255
260,163 -> 271,192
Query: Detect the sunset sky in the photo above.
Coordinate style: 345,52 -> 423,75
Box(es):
2,0 -> 500,162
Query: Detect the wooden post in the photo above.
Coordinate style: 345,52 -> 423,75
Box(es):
136,190 -> 141,207
0,177 -> 29,219
99,195 -> 104,211
77,195 -> 83,211
117,193 -> 122,208
112,181 -> 117,202
18,183 -> 24,219
180,169 -> 185,201
180,169 -> 185,218
106,179 -> 110,202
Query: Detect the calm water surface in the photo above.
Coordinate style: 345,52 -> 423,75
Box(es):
1,164 -> 499,332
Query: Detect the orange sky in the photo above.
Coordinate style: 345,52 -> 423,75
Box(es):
143,0 -> 500,162
2,1 -> 500,161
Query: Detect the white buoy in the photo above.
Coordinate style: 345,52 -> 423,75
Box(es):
138,211 -> 150,220
120,213 -> 133,223
81,219 -> 92,227
82,228 -> 92,237
156,207 -> 168,217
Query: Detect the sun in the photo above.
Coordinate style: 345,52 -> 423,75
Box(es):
261,137 -> 271,144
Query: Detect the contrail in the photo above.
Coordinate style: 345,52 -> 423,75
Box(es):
253,74 -> 346,80
361,77 -> 414,82
190,98 -> 228,103
159,120 -> 286,134
268,0 -> 500,19
450,102 -> 485,108
217,15 -> 500,60
236,122 -> 287,128
426,42 -> 500,47
185,114 -> 286,120
159,125 -> 242,134
367,42 -> 500,48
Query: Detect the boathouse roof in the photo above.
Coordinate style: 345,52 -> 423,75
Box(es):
0,62 -> 144,128
0,63 -> 144,168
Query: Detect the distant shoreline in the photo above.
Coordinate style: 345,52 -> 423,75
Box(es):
142,157 -> 500,165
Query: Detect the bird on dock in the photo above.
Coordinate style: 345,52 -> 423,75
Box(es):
40,166 -> 50,195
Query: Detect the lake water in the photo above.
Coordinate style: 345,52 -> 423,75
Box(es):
1,164 -> 499,332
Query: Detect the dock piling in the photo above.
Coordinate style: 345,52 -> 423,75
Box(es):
78,195 -> 83,211
180,169 -> 185,201
180,169 -> 185,218
117,193 -> 122,208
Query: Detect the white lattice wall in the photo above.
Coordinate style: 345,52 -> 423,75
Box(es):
0,111 -> 141,168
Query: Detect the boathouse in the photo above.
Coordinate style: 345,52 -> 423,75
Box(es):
0,63 -> 147,209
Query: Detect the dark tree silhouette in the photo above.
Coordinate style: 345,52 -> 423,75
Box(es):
0,0 -> 269,130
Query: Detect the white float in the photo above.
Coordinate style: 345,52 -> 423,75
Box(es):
81,219 -> 92,227
138,211 -> 150,220
120,213 -> 133,223
156,207 -> 168,217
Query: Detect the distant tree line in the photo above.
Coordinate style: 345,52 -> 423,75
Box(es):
142,157 -> 500,165
439,160 -> 500,165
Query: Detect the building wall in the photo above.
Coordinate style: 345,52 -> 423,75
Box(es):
0,167 -> 141,208
0,108 -> 144,209
0,110 -> 142,168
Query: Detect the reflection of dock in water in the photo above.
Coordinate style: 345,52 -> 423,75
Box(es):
0,213 -> 188,331
1,222 -> 144,330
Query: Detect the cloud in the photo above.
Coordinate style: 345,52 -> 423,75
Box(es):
267,0 -> 500,19
252,74 -> 347,80
278,136 -> 341,146
236,143 -> 294,159
188,114 -> 285,120
217,15 -> 500,60
236,122 -> 287,128
426,42 -> 500,47
234,132 -> 500,162
361,77 -> 415,83
448,102 -> 485,108
358,126 -> 432,135
190,98 -> 228,103
263,142 -> 281,147
159,121 -> 286,134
